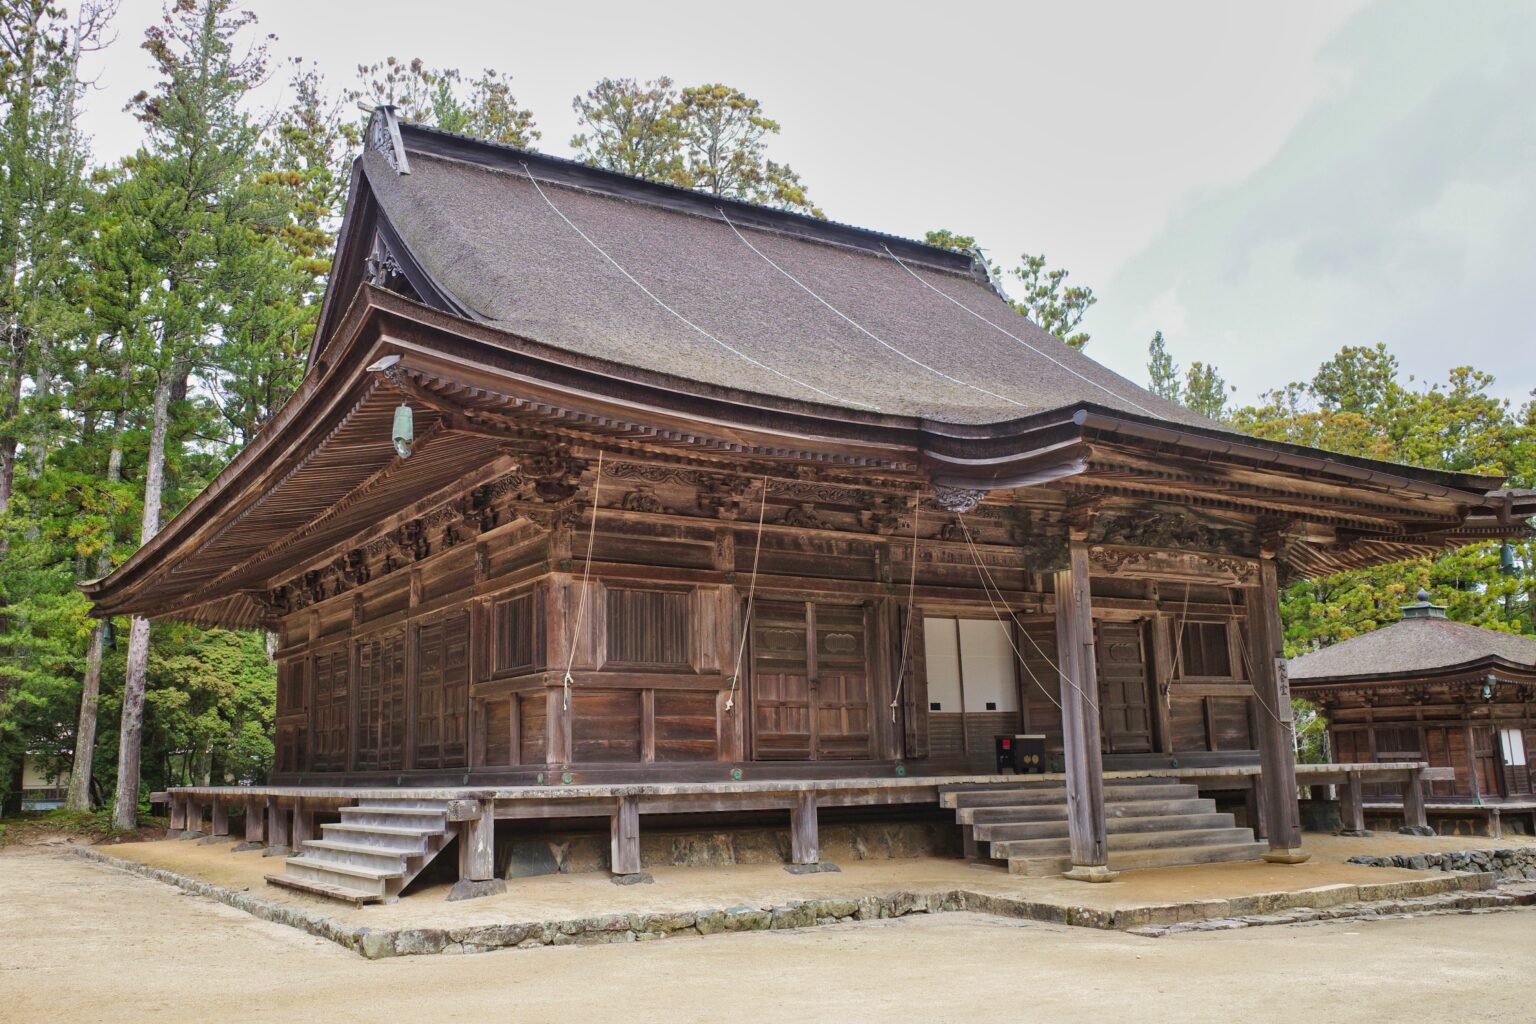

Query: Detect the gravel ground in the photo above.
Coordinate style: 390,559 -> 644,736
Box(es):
5,845 -> 1535,1024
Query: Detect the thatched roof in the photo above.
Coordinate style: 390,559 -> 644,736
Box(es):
356,123 -> 1212,428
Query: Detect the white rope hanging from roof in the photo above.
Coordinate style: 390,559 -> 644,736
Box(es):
716,208 -> 1033,412
881,244 -> 1165,420
724,474 -> 770,714
520,163 -> 868,410
562,450 -> 605,712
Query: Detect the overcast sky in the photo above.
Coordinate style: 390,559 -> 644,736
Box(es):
75,0 -> 1534,405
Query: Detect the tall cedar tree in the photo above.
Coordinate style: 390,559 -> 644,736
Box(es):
107,0 -> 273,829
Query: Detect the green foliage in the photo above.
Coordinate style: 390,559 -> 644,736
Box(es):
348,57 -> 540,148
1008,253 -> 1096,349
571,77 -> 685,181
927,229 -> 1098,349
1147,331 -> 1179,402
1153,337 -> 1534,653
570,78 -> 822,217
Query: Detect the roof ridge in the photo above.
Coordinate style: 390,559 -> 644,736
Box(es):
392,119 -> 978,276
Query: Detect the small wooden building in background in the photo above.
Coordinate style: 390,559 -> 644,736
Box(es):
1290,591 -> 1536,836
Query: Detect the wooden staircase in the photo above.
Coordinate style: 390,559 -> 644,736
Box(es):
942,777 -> 1267,877
265,798 -> 456,905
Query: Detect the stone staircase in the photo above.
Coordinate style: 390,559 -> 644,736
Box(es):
265,798 -> 456,905
942,777 -> 1267,877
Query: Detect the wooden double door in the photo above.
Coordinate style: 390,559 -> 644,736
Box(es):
1095,619 -> 1156,755
752,600 -> 873,760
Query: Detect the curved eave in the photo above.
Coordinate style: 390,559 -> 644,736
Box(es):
1290,656 -> 1536,690
83,288 -> 1526,625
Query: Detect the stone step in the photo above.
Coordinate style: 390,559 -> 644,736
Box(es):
264,872 -> 384,906
320,822 -> 433,852
984,811 -> 1235,845
338,806 -> 448,830
1009,840 -> 1268,877
282,859 -> 393,897
299,839 -> 413,871
945,781 -> 1188,809
353,798 -> 455,810
988,826 -> 1258,860
959,790 -> 1206,824
974,801 -> 1220,841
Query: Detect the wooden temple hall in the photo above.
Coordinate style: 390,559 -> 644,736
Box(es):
83,108 -> 1536,903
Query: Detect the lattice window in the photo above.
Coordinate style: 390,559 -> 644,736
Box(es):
605,587 -> 691,668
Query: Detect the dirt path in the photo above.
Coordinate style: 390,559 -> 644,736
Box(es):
4,846 -> 1533,1024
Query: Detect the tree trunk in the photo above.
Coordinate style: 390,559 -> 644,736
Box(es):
110,371 -> 173,831
66,415 -> 124,813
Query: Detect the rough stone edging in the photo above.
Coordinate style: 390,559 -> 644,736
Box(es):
71,846 -> 1494,959
1347,847 -> 1536,880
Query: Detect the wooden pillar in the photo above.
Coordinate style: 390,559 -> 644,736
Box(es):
243,797 -> 265,843
1401,766 -> 1432,835
291,800 -> 315,849
457,800 -> 495,882
790,792 -> 819,865
264,796 -> 290,853
1489,807 -> 1503,839
184,798 -> 205,837
210,800 -> 229,837
1247,777 -> 1267,840
610,795 -> 641,876
1054,539 -> 1114,882
1248,558 -> 1307,863
168,793 -> 186,833
1339,771 -> 1369,836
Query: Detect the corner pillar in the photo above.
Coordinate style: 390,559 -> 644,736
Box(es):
1055,538 -> 1114,882
1249,557 -> 1307,862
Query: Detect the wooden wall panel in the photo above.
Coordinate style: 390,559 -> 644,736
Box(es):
276,659 -> 305,717
653,690 -> 719,762
482,698 -> 513,767
1170,697 -> 1208,752
309,647 -> 350,772
571,689 -> 643,762
1209,697 -> 1253,751
355,629 -> 406,772
1019,618 -> 1063,752
415,612 -> 470,770
518,692 -> 547,765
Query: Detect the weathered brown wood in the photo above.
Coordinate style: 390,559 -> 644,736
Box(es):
1340,772 -> 1367,834
457,799 -> 495,881
265,796 -> 290,850
1248,558 -> 1307,862
169,793 -> 187,832
790,791 -> 819,865
243,797 -> 265,843
609,795 -> 641,875
291,801 -> 315,847
210,800 -> 230,837
1055,540 -> 1112,880
184,798 -> 205,836
1401,766 -> 1431,834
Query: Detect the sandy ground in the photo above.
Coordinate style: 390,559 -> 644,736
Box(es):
96,828 -> 1536,930
4,847 -> 1535,1024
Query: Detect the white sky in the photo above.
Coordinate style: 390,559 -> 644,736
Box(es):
75,0 -> 1535,405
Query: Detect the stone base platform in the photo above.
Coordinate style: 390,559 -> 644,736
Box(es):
75,831 -> 1536,959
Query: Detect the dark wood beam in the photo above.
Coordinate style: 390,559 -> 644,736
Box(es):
1055,538 -> 1115,881
1248,558 -> 1307,862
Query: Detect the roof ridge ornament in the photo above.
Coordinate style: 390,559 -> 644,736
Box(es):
366,104 -> 412,175
1401,587 -> 1447,619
